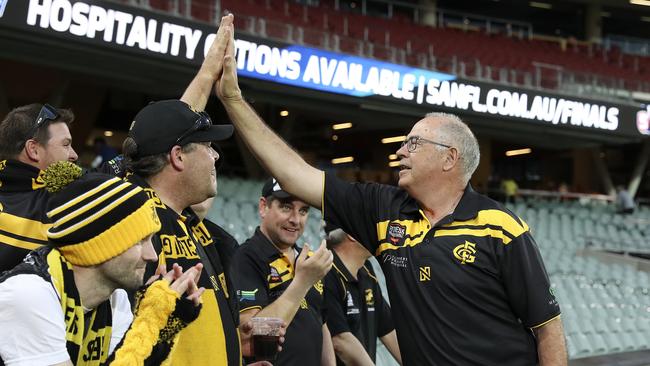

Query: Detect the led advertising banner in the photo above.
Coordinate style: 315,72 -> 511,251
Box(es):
1,0 -> 647,138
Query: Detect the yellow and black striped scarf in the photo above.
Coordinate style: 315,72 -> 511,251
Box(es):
0,159 -> 46,192
4,247 -> 114,365
47,248 -> 114,365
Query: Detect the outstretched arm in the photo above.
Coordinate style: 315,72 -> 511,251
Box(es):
533,317 -> 567,366
214,17 -> 324,207
180,14 -> 233,111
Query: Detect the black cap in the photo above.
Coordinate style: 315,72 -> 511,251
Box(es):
129,100 -> 233,157
262,178 -> 291,199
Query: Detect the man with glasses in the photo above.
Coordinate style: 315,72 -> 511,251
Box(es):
212,22 -> 567,365
0,103 -> 78,272
120,13 -> 278,365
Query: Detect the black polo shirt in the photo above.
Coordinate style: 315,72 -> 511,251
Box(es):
323,253 -> 394,365
232,228 -> 326,366
322,173 -> 560,366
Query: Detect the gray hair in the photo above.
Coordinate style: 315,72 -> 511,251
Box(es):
425,112 -> 480,185
326,228 -> 347,249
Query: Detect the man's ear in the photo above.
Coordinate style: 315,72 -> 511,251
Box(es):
442,147 -> 460,172
24,139 -> 41,163
258,196 -> 268,218
168,145 -> 185,171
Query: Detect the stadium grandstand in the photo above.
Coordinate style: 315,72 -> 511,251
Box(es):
1,0 -> 650,364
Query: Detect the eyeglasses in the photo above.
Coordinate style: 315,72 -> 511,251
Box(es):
174,111 -> 212,147
28,104 -> 59,138
401,136 -> 452,153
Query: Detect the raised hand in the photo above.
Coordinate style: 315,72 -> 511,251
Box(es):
215,14 -> 242,102
201,14 -> 234,80
293,241 -> 333,288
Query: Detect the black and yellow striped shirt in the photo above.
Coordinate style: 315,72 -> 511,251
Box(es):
128,174 -> 241,366
0,160 -> 51,272
323,173 -> 560,366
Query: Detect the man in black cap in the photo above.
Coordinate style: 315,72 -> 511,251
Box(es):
117,11 -> 274,366
323,223 -> 401,366
0,10 -> 234,274
231,178 -> 335,366
122,97 -> 242,365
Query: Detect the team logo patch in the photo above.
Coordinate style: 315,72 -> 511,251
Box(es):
269,266 -> 282,283
238,289 -> 258,302
453,241 -> 477,264
346,291 -> 354,307
313,280 -> 323,295
387,222 -> 406,244
419,266 -> 431,281
364,289 -> 374,306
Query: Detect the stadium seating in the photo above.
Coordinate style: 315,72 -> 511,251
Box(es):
208,176 -> 650,363
133,0 -> 650,92
511,199 -> 650,359
211,0 -> 650,92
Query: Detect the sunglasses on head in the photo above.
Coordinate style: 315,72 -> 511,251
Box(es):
174,111 -> 213,147
28,104 -> 60,138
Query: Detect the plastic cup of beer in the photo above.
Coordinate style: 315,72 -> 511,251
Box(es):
251,317 -> 283,361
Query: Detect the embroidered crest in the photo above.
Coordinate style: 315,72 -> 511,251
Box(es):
387,222 -> 406,244
364,289 -> 374,306
313,280 -> 324,295
453,241 -> 477,265
269,266 -> 282,283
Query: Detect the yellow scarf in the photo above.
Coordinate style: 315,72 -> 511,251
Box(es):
46,248 -> 113,365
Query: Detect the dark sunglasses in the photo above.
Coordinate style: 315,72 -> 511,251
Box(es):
174,111 -> 212,147
28,104 -> 60,138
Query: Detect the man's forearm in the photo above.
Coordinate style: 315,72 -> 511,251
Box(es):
254,278 -> 312,325
331,332 -> 374,366
220,97 -> 323,207
180,15 -> 232,111
380,331 -> 402,365
180,71 -> 217,112
533,317 -> 568,366
321,324 -> 336,366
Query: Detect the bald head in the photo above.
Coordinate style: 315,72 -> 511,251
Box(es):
424,113 -> 480,185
